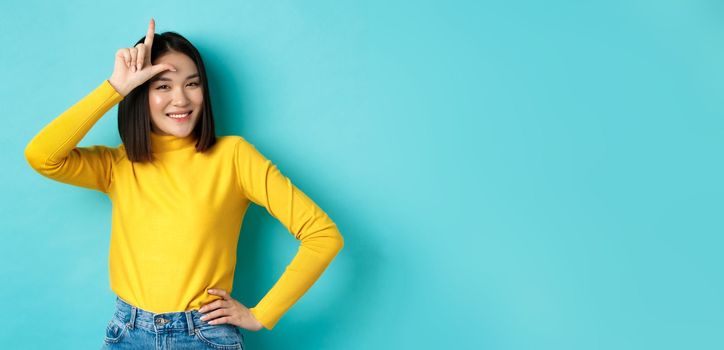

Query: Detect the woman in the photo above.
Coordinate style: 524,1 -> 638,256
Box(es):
24,18 -> 344,349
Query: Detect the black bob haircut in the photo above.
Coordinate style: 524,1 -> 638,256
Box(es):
118,31 -> 217,163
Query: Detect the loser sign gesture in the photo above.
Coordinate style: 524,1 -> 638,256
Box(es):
108,18 -> 177,97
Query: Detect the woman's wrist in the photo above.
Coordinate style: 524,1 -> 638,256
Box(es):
246,308 -> 264,330
108,77 -> 130,97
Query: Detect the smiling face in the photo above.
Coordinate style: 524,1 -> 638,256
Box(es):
148,51 -> 204,137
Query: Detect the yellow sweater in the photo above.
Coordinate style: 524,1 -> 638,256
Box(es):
24,79 -> 344,330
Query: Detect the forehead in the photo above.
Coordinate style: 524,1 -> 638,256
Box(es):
151,52 -> 199,82
154,51 -> 195,67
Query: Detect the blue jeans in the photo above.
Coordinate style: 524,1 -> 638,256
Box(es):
101,295 -> 246,349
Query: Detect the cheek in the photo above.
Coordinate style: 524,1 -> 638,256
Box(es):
148,94 -> 168,120
149,94 -> 167,109
191,91 -> 204,106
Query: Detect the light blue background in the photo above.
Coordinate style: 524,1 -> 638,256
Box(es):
1,0 -> 723,349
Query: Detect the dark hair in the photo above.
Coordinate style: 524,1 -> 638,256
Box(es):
118,31 -> 216,163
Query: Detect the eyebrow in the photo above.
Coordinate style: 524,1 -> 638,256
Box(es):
151,73 -> 200,82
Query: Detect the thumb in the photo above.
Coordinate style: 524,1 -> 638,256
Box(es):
148,63 -> 177,77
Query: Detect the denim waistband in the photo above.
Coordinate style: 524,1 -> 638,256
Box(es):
113,296 -> 211,335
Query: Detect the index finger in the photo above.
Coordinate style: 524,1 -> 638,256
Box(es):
209,289 -> 231,300
144,18 -> 155,49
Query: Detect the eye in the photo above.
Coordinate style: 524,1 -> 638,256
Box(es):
155,82 -> 199,90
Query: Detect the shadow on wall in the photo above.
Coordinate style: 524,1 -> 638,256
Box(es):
208,46 -> 383,348
232,198 -> 382,349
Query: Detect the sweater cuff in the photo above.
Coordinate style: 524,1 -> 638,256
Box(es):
249,307 -> 278,331
103,79 -> 125,102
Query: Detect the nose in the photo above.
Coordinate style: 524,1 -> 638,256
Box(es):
171,87 -> 191,105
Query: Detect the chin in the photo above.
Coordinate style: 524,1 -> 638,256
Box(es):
153,117 -> 199,137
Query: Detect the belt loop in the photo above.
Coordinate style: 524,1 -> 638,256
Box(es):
185,310 -> 195,336
129,306 -> 137,330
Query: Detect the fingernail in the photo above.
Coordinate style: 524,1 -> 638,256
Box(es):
132,65 -> 136,72
208,289 -> 213,293
137,63 -> 141,71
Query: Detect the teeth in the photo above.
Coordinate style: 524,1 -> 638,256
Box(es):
167,112 -> 190,118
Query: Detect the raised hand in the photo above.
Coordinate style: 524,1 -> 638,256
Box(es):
108,18 -> 177,97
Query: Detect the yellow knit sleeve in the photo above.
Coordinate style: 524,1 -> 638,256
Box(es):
233,137 -> 344,330
24,80 -> 124,193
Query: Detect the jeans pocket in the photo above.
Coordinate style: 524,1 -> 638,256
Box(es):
103,317 -> 128,344
194,324 -> 242,349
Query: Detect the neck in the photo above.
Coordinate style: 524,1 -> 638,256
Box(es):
150,131 -> 197,153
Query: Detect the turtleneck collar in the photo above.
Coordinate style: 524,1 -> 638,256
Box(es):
150,131 -> 197,153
